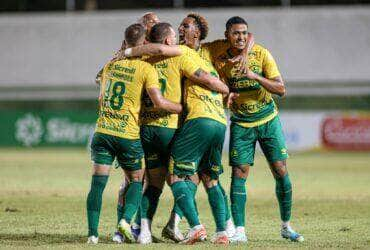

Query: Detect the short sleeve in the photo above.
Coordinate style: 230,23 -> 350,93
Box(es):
144,64 -> 160,89
179,54 -> 201,78
262,49 -> 281,79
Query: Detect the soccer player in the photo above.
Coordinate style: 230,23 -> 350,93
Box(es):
122,22 -> 229,244
215,16 -> 304,243
86,23 -> 182,244
112,12 -> 160,244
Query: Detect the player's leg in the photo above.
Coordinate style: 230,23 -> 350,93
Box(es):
113,175 -> 129,243
87,132 -> 115,244
258,116 -> 303,242
163,174 -> 199,242
137,126 -> 174,243
218,181 -> 235,237
229,122 -> 257,243
168,119 -> 212,244
116,138 -> 145,243
199,122 -> 229,245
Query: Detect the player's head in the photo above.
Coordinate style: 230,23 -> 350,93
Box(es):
124,23 -> 146,47
149,22 -> 177,45
178,13 -> 209,48
225,16 -> 249,51
139,12 -> 160,42
139,12 -> 160,31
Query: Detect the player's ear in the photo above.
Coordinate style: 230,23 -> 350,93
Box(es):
121,40 -> 127,50
224,30 -> 228,40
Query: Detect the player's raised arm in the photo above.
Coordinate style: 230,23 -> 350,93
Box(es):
146,88 -> 182,114
188,68 -> 229,95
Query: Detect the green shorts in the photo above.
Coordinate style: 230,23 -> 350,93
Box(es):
170,118 -> 226,179
140,125 -> 176,169
229,115 -> 288,167
90,132 -> 143,171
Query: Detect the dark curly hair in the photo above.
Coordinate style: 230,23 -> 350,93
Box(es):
186,12 -> 209,41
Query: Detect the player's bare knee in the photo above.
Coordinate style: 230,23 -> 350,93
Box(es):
167,174 -> 184,185
186,174 -> 200,185
270,160 -> 287,178
232,165 -> 250,179
125,169 -> 144,182
92,164 -> 110,175
200,173 -> 218,188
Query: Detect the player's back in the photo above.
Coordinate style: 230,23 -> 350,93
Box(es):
96,58 -> 158,139
141,45 -> 199,129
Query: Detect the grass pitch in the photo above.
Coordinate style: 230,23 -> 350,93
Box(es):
0,148 -> 370,249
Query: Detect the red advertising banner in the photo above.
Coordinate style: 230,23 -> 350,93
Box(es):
321,116 -> 370,150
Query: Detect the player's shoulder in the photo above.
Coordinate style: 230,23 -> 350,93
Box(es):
251,43 -> 271,55
202,39 -> 228,49
178,45 -> 197,57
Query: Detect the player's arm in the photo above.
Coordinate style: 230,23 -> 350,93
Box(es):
243,69 -> 285,97
244,48 -> 286,97
123,44 -> 183,57
188,68 -> 229,95
146,88 -> 182,114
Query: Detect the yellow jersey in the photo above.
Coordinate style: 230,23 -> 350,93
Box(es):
182,45 -> 227,125
95,58 -> 160,139
140,45 -> 200,129
215,44 -> 281,128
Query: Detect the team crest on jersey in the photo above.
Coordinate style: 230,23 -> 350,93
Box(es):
231,149 -> 238,158
281,148 -> 287,155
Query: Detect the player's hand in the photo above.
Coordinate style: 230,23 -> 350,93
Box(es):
239,66 -> 257,80
229,53 -> 249,75
226,92 -> 239,109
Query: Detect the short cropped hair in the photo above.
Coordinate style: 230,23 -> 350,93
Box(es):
124,23 -> 146,47
149,22 -> 173,44
226,16 -> 248,30
187,12 -> 209,41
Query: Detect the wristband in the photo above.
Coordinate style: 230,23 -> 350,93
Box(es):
124,48 -> 132,57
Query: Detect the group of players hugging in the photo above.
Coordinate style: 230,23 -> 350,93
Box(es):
86,12 -> 304,245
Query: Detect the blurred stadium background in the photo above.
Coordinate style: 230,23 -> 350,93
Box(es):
1,0 -> 370,150
1,0 -> 370,248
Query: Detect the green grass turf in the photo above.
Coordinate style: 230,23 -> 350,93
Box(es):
0,148 -> 370,249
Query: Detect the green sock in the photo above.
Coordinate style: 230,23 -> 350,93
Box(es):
207,185 -> 226,232
140,185 -> 163,220
275,174 -> 292,222
117,204 -> 124,225
172,203 -> 183,219
134,206 -> 141,226
86,175 -> 108,237
171,181 -> 200,227
185,180 -> 199,216
230,177 -> 246,227
172,180 -> 198,219
218,182 -> 231,221
123,181 -> 143,223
